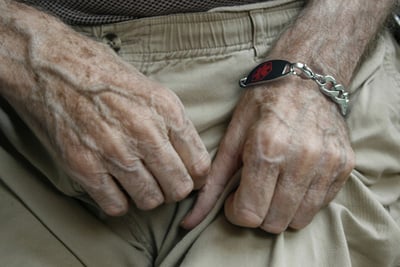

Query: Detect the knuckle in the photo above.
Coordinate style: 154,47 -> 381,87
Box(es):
190,152 -> 211,178
325,147 -> 342,161
104,203 -> 129,216
132,181 -> 164,210
135,195 -> 164,210
116,175 -> 165,211
256,127 -> 281,149
345,149 -> 356,171
64,149 -> 98,177
143,139 -> 171,159
113,157 -> 143,173
163,90 -> 182,107
93,191 -> 128,216
171,179 -> 193,202
276,177 -> 308,196
301,140 -> 321,159
329,147 -> 355,180
81,175 -> 129,216
301,194 -> 322,212
243,134 -> 284,166
156,92 -> 185,123
76,173 -> 102,191
102,141 -> 134,166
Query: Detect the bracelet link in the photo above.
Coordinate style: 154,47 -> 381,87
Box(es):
289,63 -> 349,116
239,60 -> 350,116
319,81 -> 349,116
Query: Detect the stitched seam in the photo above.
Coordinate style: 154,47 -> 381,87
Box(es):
122,42 -> 251,56
120,36 -> 276,60
107,6 -> 301,29
117,7 -> 300,54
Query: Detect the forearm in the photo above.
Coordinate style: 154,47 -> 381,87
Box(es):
1,1 -> 211,214
0,1 -> 66,102
0,0 -> 142,141
0,1 -> 129,104
269,0 -> 395,87
0,0 -> 29,101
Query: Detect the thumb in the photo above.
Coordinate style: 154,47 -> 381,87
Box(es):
181,96 -> 257,229
180,149 -> 241,229
180,115 -> 249,229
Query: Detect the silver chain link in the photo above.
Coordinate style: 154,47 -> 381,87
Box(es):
289,63 -> 349,116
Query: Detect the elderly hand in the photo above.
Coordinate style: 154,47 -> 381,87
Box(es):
38,59 -> 210,215
182,75 -> 355,233
0,2 -> 210,216
181,0 -> 394,234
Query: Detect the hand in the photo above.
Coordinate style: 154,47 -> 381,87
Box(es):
182,77 -> 355,233
1,14 -> 211,216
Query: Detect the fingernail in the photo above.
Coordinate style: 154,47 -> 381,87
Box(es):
180,211 -> 192,229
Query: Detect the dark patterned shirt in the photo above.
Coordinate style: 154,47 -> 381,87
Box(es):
17,0 -> 270,25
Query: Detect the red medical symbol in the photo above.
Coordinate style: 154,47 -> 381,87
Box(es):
250,61 -> 273,82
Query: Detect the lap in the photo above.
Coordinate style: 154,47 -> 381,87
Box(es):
1,2 -> 400,266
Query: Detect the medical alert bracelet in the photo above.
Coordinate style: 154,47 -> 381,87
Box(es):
239,60 -> 349,116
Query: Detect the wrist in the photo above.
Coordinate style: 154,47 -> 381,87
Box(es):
267,0 -> 395,87
240,60 -> 350,116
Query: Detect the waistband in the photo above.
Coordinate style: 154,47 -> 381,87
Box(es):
74,0 -> 304,62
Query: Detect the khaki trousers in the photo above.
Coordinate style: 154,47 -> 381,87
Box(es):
1,0 -> 400,266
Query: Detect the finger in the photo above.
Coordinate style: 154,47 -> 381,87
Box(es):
259,173 -> 308,233
288,148 -> 341,229
181,100 -> 257,229
75,123 -> 164,210
287,141 -> 338,229
82,173 -> 129,216
289,173 -> 334,230
260,143 -> 321,234
180,168 -> 241,230
289,163 -> 353,230
147,89 -> 211,189
169,118 -> 211,189
324,147 -> 355,205
224,162 -> 280,228
283,130 -> 353,231
71,156 -> 129,216
107,158 -> 165,210
224,126 -> 281,228
143,138 -> 195,203
61,130 -> 129,216
289,129 -> 355,229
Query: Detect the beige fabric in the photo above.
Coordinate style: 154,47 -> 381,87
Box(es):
0,146 -> 143,266
1,0 -> 400,266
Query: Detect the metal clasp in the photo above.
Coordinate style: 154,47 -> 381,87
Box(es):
290,63 -> 314,80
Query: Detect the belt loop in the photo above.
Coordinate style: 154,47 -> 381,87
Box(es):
249,10 -> 270,59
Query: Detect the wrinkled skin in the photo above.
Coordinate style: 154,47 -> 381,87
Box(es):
182,77 -> 355,233
181,0 -> 394,234
0,6 -> 211,215
35,48 -> 212,215
38,67 -> 211,215
1,0 -> 393,232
